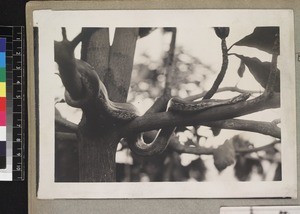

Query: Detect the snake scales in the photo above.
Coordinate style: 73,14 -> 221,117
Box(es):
64,59 -> 251,156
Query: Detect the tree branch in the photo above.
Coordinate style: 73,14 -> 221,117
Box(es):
171,139 -> 280,156
237,140 -> 280,154
203,35 -> 228,99
184,86 -> 261,102
81,28 -> 110,81
143,131 -> 214,155
142,118 -> 280,146
54,28 -> 84,100
121,93 -> 280,136
170,141 -> 214,155
202,119 -> 281,139
164,28 -> 177,96
145,28 -> 177,113
107,28 -> 139,102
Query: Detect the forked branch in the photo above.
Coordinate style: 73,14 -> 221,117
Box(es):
54,28 -> 84,100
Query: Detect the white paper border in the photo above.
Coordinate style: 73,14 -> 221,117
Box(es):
33,9 -> 297,199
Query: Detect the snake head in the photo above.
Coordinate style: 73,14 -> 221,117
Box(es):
231,92 -> 252,103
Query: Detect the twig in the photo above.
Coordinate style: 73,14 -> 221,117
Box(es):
203,38 -> 228,99
146,28 -> 177,113
202,119 -> 281,139
236,140 -> 280,154
145,28 -> 177,114
164,28 -> 177,97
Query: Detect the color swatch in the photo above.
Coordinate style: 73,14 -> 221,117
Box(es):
0,26 -> 25,181
0,37 -> 6,169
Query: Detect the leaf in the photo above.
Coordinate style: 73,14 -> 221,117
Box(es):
213,139 -> 235,172
211,127 -> 221,136
232,27 -> 279,54
234,54 -> 280,92
237,60 -> 246,77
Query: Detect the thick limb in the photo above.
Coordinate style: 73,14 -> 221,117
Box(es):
54,28 -> 84,100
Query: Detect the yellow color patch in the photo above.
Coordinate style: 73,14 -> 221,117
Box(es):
0,83 -> 5,97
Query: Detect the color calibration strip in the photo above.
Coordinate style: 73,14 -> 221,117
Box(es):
0,26 -> 25,181
0,38 -> 6,170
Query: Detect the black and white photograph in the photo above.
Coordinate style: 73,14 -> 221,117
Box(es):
221,206 -> 300,214
33,10 -> 296,198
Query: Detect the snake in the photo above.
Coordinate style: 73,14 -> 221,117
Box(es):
56,28 -> 251,157
65,59 -> 139,121
63,59 -> 251,156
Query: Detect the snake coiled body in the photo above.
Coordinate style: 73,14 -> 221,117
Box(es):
127,93 -> 250,156
168,93 -> 251,112
64,59 -> 251,156
65,59 -> 139,121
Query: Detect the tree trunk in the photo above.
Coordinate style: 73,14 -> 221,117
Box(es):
77,118 -> 119,182
76,28 -> 138,182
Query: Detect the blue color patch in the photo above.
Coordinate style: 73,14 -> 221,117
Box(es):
0,38 -> 5,52
0,53 -> 5,67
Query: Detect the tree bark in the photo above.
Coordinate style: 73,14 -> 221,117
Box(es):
107,28 -> 138,102
75,28 -> 138,182
77,119 -> 119,182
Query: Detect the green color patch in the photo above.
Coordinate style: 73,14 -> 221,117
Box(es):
0,68 -> 5,82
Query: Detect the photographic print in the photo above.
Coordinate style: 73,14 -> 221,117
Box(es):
221,206 -> 300,214
33,10 -> 296,198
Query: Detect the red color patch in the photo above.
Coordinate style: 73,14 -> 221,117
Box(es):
0,98 -> 5,111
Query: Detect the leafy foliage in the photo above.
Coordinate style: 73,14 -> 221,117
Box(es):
232,27 -> 279,54
213,139 -> 235,172
234,54 -> 280,92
